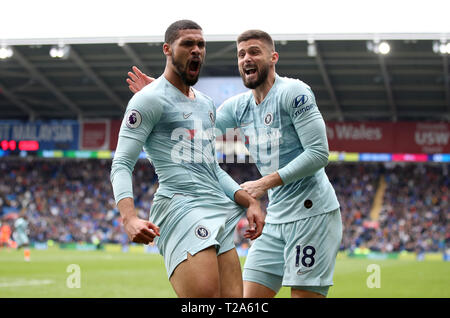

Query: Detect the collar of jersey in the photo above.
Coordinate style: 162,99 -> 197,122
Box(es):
251,73 -> 280,107
161,75 -> 197,102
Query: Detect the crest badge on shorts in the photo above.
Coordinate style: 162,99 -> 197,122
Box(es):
264,112 -> 273,126
125,109 -> 142,129
195,225 -> 210,239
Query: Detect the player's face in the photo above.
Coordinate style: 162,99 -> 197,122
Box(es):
237,39 -> 273,89
169,29 -> 205,86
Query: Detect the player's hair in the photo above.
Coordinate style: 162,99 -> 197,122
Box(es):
164,20 -> 203,44
237,30 -> 275,51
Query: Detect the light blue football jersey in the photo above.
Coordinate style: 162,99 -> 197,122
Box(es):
14,217 -> 28,233
110,76 -> 242,226
217,74 -> 340,224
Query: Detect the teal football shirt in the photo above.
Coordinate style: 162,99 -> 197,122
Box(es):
216,74 -> 340,224
110,76 -> 242,221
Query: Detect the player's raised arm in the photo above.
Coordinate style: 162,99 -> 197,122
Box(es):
126,66 -> 154,93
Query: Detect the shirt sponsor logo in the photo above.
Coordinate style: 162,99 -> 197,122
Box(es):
125,109 -> 142,129
293,94 -> 309,108
293,104 -> 315,118
195,226 -> 210,239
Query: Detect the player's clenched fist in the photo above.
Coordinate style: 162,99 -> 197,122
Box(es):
123,216 -> 160,244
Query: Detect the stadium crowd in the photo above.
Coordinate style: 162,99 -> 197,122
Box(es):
0,158 -> 448,253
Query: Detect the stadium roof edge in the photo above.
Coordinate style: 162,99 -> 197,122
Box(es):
2,32 -> 449,46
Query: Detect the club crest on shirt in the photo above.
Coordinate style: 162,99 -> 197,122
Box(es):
209,110 -> 215,125
195,225 -> 210,239
264,112 -> 273,126
125,109 -> 142,129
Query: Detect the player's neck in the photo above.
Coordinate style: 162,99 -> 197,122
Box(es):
252,72 -> 276,105
163,70 -> 194,99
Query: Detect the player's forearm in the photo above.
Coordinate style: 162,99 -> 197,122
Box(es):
110,165 -> 134,204
240,172 -> 284,199
110,134 -> 143,204
233,189 -> 259,209
215,163 -> 242,201
277,145 -> 328,185
277,117 -> 329,185
117,197 -> 138,224
257,172 -> 284,191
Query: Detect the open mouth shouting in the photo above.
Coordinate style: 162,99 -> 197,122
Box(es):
242,64 -> 258,80
240,62 -> 269,89
188,57 -> 201,78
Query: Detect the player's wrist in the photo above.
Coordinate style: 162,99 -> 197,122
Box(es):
261,172 -> 283,191
247,196 -> 259,207
117,198 -> 139,225
257,177 -> 271,193
121,213 -> 139,226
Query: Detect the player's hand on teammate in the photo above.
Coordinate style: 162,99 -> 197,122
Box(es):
240,180 -> 267,200
243,199 -> 265,240
123,216 -> 160,244
126,66 -> 154,93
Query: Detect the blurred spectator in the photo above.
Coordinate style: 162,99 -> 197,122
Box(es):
378,163 -> 448,253
0,158 -> 156,245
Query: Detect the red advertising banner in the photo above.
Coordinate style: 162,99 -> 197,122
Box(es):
109,119 -> 122,150
326,122 -> 449,153
80,120 -> 110,150
394,122 -> 450,154
104,120 -> 449,153
326,122 -> 394,153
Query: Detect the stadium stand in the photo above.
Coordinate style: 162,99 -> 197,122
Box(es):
0,158 -> 447,254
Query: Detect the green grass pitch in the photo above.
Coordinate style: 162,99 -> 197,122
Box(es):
0,248 -> 449,298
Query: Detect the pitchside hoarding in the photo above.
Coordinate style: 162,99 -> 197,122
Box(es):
107,121 -> 450,154
0,120 -> 448,155
0,120 -> 79,150
79,120 -> 110,150
326,122 -> 449,154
